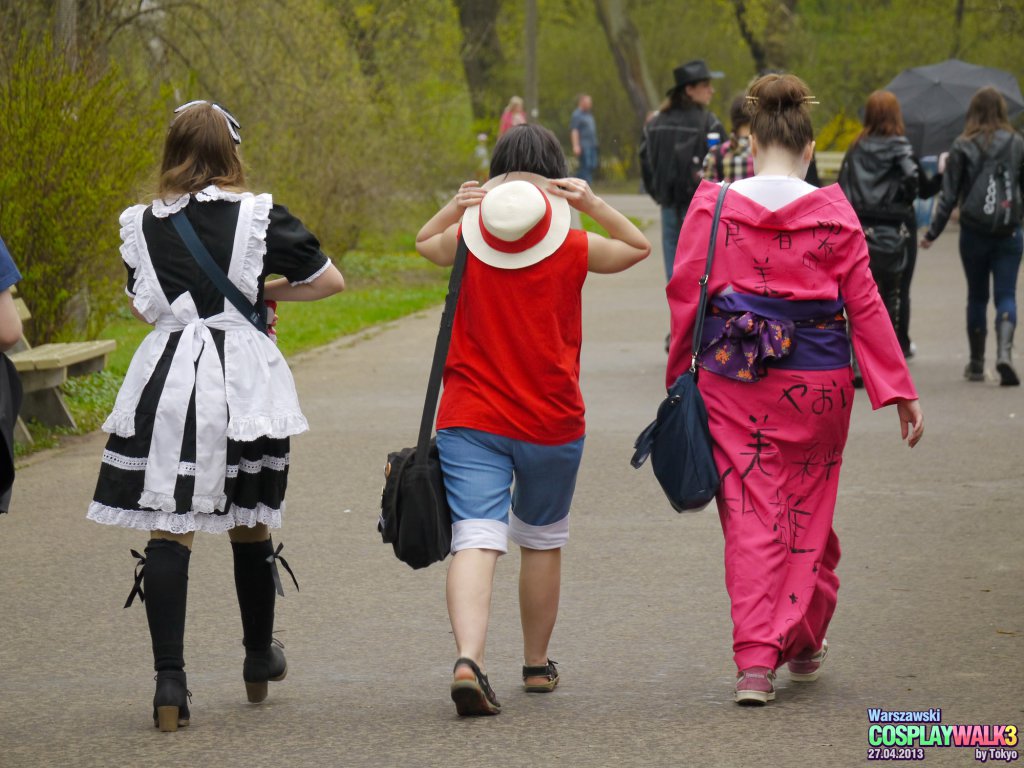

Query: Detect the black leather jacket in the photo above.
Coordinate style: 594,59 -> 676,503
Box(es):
926,129 -> 1024,240
640,105 -> 724,209
838,136 -> 920,223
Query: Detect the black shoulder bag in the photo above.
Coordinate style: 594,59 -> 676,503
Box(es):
378,236 -> 468,569
170,211 -> 268,333
631,183 -> 730,511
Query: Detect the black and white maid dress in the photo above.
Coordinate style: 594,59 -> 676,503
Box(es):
88,186 -> 331,534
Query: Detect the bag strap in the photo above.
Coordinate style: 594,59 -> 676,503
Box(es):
689,182 -> 731,377
415,234 -> 469,464
170,210 -> 267,333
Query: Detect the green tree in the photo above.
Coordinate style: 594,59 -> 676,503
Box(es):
0,34 -> 162,342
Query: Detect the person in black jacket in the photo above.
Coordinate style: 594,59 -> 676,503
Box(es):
922,87 -> 1024,386
640,59 -> 724,281
839,91 -> 922,338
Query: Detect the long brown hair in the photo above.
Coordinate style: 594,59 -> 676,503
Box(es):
859,90 -> 905,140
746,73 -> 815,154
962,86 -> 1013,147
659,88 -> 699,113
158,102 -> 246,196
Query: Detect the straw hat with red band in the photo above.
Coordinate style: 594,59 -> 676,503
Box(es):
461,172 -> 571,270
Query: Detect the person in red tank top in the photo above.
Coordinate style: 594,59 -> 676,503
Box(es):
416,124 -> 651,716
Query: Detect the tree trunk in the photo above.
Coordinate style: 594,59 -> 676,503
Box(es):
732,0 -> 797,75
524,0 -> 538,120
951,0 -> 965,57
55,0 -> 77,68
593,0 -> 658,135
453,0 -> 505,120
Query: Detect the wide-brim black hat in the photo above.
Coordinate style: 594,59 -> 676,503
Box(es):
668,59 -> 724,94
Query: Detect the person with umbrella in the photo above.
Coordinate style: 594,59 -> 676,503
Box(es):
921,87 -> 1024,386
883,59 -> 1024,160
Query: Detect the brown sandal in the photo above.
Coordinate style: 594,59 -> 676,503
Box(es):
450,657 -> 501,716
522,659 -> 559,692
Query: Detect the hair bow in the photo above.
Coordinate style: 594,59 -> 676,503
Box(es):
173,100 -> 242,144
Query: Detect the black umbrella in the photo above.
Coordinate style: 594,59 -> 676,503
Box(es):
881,58 -> 1024,157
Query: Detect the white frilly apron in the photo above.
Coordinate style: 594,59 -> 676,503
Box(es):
101,189 -> 308,516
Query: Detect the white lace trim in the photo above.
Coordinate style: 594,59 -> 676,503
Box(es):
102,449 -> 147,470
150,186 -> 253,218
228,413 -> 308,442
102,410 -> 137,438
195,185 -> 250,203
151,194 -> 190,218
87,500 -> 284,534
237,192 -> 272,301
234,454 -> 290,475
118,205 -> 147,269
139,489 -> 180,513
102,449 -> 290,476
290,258 -> 332,286
119,204 -> 160,320
137,489 -> 228,516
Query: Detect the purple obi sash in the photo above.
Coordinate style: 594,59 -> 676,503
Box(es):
698,293 -> 850,382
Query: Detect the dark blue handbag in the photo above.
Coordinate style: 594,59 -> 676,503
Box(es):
631,183 -> 729,511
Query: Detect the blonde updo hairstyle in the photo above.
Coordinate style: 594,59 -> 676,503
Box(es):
745,74 -> 815,155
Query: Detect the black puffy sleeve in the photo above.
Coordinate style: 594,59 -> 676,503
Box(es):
263,204 -> 330,284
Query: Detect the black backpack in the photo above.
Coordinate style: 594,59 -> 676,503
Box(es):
960,137 -> 1024,235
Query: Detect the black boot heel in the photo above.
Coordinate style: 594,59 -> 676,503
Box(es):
152,671 -> 191,732
243,638 -> 287,703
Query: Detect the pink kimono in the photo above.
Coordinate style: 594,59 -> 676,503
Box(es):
667,181 -> 917,672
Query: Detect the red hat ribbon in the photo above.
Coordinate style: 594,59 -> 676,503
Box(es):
478,187 -> 552,254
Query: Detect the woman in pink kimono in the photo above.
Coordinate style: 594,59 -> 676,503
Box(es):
666,74 -> 924,705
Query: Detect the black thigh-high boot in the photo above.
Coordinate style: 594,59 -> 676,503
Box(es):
142,538 -> 191,731
232,538 -> 287,703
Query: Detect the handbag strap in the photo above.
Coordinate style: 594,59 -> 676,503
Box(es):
689,182 -> 731,376
415,234 -> 469,464
170,210 -> 267,333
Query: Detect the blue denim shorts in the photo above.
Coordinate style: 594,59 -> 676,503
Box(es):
436,427 -> 585,553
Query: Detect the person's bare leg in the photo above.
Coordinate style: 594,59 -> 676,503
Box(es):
447,548 -> 500,679
151,530 -> 195,549
519,546 -> 561,685
227,522 -> 270,543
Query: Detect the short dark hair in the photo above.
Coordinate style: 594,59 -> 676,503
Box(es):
489,124 -> 568,179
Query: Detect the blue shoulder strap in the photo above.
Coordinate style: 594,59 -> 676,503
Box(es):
169,211 -> 267,333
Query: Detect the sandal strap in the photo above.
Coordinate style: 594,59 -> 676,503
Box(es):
453,657 -> 499,705
522,659 -> 558,679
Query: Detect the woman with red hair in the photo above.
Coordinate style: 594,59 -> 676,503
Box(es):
839,91 -> 939,367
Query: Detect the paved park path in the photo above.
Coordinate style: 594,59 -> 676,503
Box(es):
1,195 -> 1020,767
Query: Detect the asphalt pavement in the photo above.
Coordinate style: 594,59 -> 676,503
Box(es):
0,194 -> 1020,768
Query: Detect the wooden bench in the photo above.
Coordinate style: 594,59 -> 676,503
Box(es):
815,150 -> 844,183
7,296 -> 116,443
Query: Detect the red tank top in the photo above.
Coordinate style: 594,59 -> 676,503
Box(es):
436,229 -> 589,444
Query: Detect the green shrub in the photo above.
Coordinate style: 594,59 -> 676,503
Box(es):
0,35 -> 162,343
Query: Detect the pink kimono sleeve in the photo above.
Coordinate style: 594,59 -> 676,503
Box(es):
665,193 -> 717,388
839,227 -> 919,408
